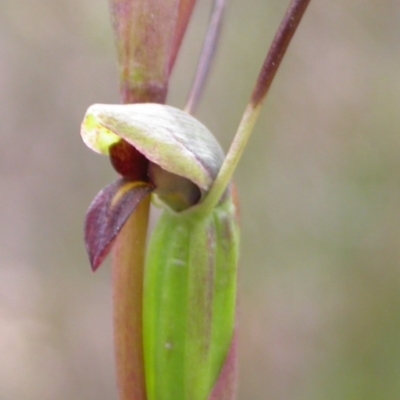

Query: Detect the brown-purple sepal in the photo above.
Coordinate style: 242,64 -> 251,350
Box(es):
84,179 -> 153,271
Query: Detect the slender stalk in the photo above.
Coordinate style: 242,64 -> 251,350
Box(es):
112,198 -> 150,400
200,0 -> 311,214
184,0 -> 226,114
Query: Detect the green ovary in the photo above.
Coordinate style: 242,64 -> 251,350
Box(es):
143,196 -> 239,400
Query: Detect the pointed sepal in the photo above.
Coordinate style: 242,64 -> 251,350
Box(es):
84,179 -> 153,271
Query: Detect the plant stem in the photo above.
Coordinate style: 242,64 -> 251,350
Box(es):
200,0 -> 311,214
185,0 -> 226,114
112,198 -> 151,400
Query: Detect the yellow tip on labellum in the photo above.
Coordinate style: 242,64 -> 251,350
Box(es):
111,181 -> 153,209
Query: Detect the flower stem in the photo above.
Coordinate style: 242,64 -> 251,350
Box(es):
112,197 -> 151,400
200,0 -> 311,214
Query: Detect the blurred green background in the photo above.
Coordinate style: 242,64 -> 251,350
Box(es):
1,0 -> 400,399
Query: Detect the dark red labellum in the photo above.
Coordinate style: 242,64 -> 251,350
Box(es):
109,140 -> 149,180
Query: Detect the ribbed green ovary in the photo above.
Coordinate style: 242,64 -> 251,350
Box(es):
143,194 -> 239,400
